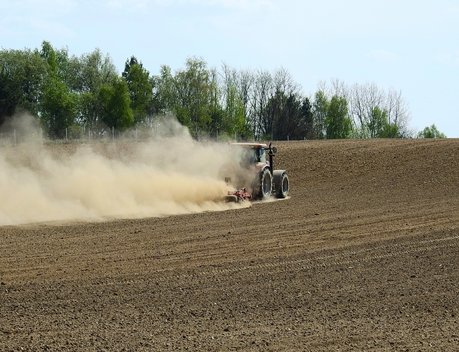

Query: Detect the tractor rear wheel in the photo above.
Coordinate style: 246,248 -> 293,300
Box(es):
273,171 -> 289,198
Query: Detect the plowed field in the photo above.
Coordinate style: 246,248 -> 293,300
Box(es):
1,139 -> 458,351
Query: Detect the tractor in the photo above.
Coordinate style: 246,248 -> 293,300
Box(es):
225,142 -> 289,202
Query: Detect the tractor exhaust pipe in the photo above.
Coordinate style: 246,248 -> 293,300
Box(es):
268,142 -> 277,175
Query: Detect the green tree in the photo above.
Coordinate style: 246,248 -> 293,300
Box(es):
380,122 -> 400,138
41,76 -> 77,138
368,106 -> 400,138
79,49 -> 117,93
417,124 -> 446,138
39,41 -> 78,138
0,48 -> 47,121
220,66 -> 251,139
301,97 -> 314,140
77,49 -> 118,132
40,41 -> 58,73
367,106 -> 386,138
98,77 -> 134,130
40,41 -> 81,92
122,56 -> 153,124
265,90 -> 284,139
325,95 -> 352,139
263,91 -> 310,140
228,89 -> 251,139
174,58 -> 214,135
312,90 -> 329,139
0,65 -> 20,123
151,65 -> 176,114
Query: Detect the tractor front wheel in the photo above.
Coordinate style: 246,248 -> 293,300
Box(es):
254,168 -> 273,200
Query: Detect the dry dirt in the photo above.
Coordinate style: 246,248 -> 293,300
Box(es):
1,139 -> 458,351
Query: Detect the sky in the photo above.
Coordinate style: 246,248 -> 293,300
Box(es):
1,0 -> 458,136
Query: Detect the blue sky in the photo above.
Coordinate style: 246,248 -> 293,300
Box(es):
2,0 -> 458,136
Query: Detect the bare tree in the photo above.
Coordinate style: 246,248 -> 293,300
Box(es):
237,69 -> 253,122
321,80 -> 410,138
348,83 -> 392,137
250,70 -> 273,139
385,88 -> 410,136
273,68 -> 298,96
221,63 -> 237,109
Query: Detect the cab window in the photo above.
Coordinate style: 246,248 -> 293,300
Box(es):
256,148 -> 266,163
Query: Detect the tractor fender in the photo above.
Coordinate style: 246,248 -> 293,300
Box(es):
273,170 -> 289,198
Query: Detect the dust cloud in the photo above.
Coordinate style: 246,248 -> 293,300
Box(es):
0,116 -> 249,226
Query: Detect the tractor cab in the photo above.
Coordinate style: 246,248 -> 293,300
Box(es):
232,143 -> 271,170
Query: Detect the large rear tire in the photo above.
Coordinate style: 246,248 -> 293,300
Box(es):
273,171 -> 289,198
254,168 -> 273,200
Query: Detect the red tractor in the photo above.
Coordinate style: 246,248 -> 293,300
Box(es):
225,143 -> 289,202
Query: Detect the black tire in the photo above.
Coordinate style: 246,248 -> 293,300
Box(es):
273,171 -> 289,198
254,168 -> 273,200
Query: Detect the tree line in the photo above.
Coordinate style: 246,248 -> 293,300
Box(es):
0,41 -> 445,140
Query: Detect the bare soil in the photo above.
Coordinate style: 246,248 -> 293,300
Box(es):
1,139 -> 458,351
